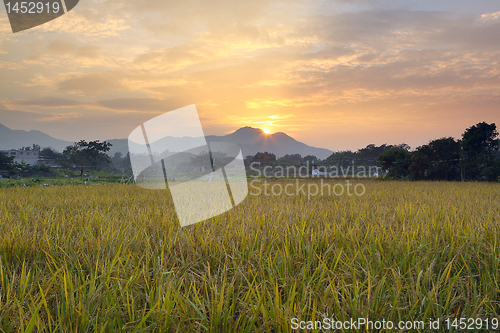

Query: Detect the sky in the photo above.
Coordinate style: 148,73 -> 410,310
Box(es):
0,0 -> 499,152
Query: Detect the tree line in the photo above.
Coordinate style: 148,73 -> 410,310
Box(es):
244,122 -> 500,182
377,122 -> 500,181
0,140 -> 131,177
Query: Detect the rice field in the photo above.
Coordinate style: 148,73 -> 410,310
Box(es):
0,180 -> 499,332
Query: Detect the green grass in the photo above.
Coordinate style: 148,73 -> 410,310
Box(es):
0,180 -> 499,332
0,176 -> 124,188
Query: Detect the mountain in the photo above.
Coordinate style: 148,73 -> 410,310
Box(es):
0,123 -> 73,152
206,127 -> 333,159
123,126 -> 333,159
0,123 -> 333,159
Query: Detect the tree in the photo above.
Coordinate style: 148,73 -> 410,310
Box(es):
409,144 -> 433,180
62,140 -> 113,169
0,152 -> 15,175
251,152 -> 276,166
110,152 -> 132,171
244,155 -> 254,167
325,150 -> 355,168
427,137 -> 460,181
111,152 -> 124,166
29,163 -> 51,173
357,144 -> 392,160
20,144 -> 40,151
120,152 -> 132,171
14,160 -> 30,173
396,143 -> 411,151
277,154 -> 302,165
377,148 -> 412,179
40,147 -> 60,159
302,155 -> 318,164
461,122 -> 500,180
409,137 -> 461,181
482,160 -> 500,182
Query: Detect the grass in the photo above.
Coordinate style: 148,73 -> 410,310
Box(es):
0,176 -> 124,188
0,180 -> 499,332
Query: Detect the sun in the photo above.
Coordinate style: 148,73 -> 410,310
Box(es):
263,128 -> 270,134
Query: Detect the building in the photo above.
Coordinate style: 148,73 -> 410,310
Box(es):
0,149 -> 39,166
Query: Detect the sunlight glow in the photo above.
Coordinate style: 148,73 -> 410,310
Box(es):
263,128 -> 270,134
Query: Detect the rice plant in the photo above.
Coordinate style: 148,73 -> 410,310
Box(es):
0,180 -> 499,332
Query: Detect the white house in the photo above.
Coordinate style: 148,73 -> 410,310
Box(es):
311,168 -> 327,176
0,149 -> 39,166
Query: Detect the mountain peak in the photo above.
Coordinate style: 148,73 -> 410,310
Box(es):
205,126 -> 332,158
221,126 -> 267,145
272,131 -> 293,139
231,126 -> 264,134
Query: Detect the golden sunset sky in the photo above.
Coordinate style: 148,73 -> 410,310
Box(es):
0,0 -> 499,151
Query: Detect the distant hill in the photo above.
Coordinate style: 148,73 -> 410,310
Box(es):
0,123 -> 73,152
120,126 -> 333,159
0,123 -> 333,159
206,127 -> 333,159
